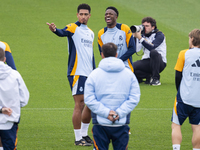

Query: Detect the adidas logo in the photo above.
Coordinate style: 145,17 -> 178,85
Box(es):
191,58 -> 200,67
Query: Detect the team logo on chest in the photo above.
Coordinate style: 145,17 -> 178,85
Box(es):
119,35 -> 123,41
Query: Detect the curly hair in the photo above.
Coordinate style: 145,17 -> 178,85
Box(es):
142,17 -> 157,28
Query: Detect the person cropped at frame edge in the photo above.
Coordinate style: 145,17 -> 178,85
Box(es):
0,40 -> 17,149
84,42 -> 140,150
171,29 -> 200,150
0,47 -> 29,150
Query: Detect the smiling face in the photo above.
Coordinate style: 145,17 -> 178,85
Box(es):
105,9 -> 117,28
77,9 -> 91,25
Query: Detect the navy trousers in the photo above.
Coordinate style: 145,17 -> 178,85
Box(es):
133,50 -> 166,81
0,123 -> 18,150
92,125 -> 130,150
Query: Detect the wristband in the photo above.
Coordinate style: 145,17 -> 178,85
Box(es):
139,37 -> 145,43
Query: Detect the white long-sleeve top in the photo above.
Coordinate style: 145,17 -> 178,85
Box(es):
0,61 -> 29,129
135,30 -> 167,63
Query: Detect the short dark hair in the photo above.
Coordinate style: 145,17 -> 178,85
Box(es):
77,3 -> 91,13
106,6 -> 119,17
0,48 -> 5,61
142,17 -> 157,29
102,43 -> 117,58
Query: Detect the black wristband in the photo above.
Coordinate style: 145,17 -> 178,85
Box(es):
0,108 -> 2,113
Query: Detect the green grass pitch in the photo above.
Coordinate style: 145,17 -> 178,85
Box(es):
0,0 -> 200,149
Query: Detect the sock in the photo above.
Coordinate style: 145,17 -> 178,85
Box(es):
173,144 -> 180,150
193,148 -> 200,150
0,147 -> 3,150
74,129 -> 82,141
81,122 -> 90,137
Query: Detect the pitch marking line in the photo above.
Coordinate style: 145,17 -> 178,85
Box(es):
22,108 -> 172,111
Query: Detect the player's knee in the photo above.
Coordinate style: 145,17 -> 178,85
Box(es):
192,132 -> 200,147
75,101 -> 84,109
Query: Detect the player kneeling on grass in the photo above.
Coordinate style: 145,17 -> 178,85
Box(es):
0,47 -> 29,150
171,29 -> 200,150
84,43 -> 140,150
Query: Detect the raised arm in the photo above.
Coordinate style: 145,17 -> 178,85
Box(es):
46,22 -> 56,32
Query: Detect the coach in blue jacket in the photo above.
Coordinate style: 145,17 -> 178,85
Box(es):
84,42 -> 140,150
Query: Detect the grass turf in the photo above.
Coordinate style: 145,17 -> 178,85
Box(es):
0,0 -> 199,149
